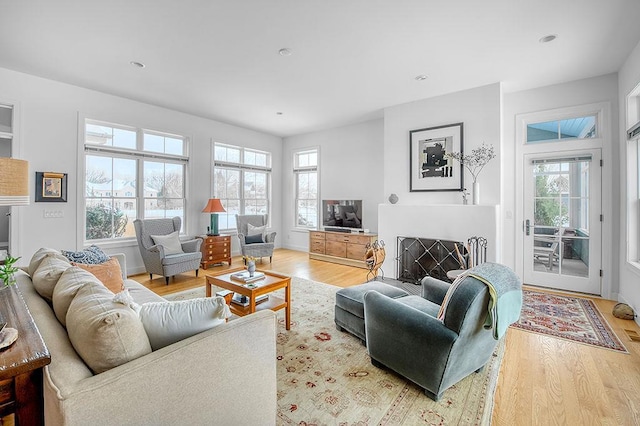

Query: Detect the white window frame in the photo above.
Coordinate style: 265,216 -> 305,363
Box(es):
626,82 -> 640,269
212,142 -> 272,232
293,147 -> 319,230
81,118 -> 189,244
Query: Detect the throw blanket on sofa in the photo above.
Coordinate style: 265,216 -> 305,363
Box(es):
438,262 -> 522,340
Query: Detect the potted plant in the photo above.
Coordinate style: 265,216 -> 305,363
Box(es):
0,256 -> 21,287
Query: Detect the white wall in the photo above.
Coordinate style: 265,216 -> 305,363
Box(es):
502,74 -> 619,297
383,83 -> 502,206
618,40 -> 640,318
0,66 -> 282,274
282,119 -> 384,252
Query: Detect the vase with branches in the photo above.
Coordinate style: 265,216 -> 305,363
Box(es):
446,143 -> 495,204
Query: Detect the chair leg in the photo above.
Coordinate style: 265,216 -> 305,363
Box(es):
149,273 -> 153,280
269,255 -> 272,263
165,276 -> 169,285
195,269 -> 199,277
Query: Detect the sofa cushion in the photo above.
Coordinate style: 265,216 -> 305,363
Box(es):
28,248 -> 69,276
52,267 -> 107,326
61,245 -> 110,264
32,255 -> 72,301
136,297 -> 231,350
71,257 -> 124,293
151,231 -> 184,255
66,282 -> 151,374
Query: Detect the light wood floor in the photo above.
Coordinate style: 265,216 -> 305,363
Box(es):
131,248 -> 640,425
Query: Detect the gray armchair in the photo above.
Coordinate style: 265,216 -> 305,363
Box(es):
363,263 -> 521,401
133,217 -> 202,285
236,214 -> 276,263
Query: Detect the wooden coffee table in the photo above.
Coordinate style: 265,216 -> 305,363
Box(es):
206,269 -> 291,330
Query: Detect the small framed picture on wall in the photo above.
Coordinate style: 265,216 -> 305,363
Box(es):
35,172 -> 67,202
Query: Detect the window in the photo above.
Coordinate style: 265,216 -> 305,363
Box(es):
84,120 -> 188,241
527,115 -> 596,144
294,148 -> 319,229
213,143 -> 271,231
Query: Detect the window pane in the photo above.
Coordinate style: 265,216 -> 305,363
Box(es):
527,115 -> 596,144
214,145 -> 241,163
165,137 -> 183,155
85,124 -> 136,149
85,199 -> 135,240
144,134 -> 164,153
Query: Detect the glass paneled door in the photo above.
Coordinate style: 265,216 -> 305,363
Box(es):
523,149 -> 602,294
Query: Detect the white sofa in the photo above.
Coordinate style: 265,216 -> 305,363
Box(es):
17,253 -> 277,425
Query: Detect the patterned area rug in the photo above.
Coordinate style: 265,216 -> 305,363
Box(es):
511,289 -> 628,353
166,277 -> 504,425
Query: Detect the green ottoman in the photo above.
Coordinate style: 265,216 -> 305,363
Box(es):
335,281 -> 409,343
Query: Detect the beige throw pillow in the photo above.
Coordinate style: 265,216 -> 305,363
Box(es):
247,223 -> 266,240
66,282 -> 151,374
32,255 -> 72,301
28,248 -> 68,276
71,257 -> 124,293
52,267 -> 103,326
150,231 -> 184,255
136,297 -> 231,350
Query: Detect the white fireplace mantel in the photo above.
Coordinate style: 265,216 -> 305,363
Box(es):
377,204 -> 500,279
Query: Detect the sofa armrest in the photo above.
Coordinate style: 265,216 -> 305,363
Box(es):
109,253 -> 127,279
50,310 -> 277,425
421,276 -> 451,305
264,231 -> 277,243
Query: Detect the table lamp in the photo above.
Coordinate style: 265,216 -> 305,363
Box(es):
202,198 -> 225,236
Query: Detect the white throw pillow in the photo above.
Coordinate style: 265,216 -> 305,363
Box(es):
150,231 -> 184,255
247,223 -> 266,239
134,297 -> 231,350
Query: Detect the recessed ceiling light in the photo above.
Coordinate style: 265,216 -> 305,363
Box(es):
539,34 -> 557,43
278,48 -> 292,57
130,61 -> 146,68
415,75 -> 428,81
276,112 -> 284,115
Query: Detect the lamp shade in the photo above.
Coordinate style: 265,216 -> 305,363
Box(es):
202,198 -> 226,213
0,158 -> 29,206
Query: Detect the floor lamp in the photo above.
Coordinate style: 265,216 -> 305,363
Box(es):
0,158 -> 30,258
202,198 -> 225,236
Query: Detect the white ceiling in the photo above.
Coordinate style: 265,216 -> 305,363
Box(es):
1,0 -> 640,138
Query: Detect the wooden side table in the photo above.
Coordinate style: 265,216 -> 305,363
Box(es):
198,235 -> 232,269
0,285 -> 51,426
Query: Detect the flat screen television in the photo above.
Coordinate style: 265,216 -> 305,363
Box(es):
321,200 -> 363,231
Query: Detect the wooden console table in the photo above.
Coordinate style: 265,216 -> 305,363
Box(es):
309,230 -> 378,269
0,285 -> 51,425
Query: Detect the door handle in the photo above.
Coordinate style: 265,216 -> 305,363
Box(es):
525,219 -> 531,236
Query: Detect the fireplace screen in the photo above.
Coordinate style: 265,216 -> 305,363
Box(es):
395,237 -> 468,284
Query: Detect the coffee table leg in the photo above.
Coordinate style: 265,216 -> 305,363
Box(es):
285,282 -> 291,330
205,281 -> 211,297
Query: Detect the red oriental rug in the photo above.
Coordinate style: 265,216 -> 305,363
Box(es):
511,289 -> 628,353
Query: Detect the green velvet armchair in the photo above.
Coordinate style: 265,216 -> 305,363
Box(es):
363,263 -> 521,401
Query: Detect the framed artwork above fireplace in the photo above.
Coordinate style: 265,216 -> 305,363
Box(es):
409,122 -> 464,192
